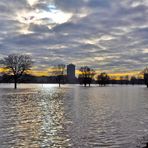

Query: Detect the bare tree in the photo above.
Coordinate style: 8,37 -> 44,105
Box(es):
78,66 -> 95,87
144,73 -> 148,88
53,64 -> 65,87
143,67 -> 148,88
1,54 -> 33,89
97,72 -> 110,86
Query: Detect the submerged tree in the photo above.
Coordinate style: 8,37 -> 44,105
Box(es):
97,72 -> 110,86
53,64 -> 65,87
1,54 -> 33,89
144,73 -> 148,88
143,67 -> 148,88
78,66 -> 95,87
130,76 -> 137,85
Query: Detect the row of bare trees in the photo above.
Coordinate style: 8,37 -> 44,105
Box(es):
0,54 -> 67,89
0,54 -> 148,89
0,54 -> 110,89
0,54 -> 69,89
78,66 -> 110,87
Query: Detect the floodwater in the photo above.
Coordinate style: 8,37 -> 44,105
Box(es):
0,84 -> 148,148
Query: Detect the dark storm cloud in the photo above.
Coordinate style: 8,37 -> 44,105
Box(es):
0,0 -> 148,72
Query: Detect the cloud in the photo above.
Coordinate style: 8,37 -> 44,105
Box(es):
0,0 -> 148,73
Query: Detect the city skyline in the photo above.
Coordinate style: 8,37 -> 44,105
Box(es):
0,0 -> 148,74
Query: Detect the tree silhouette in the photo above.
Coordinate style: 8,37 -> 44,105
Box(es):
130,76 -> 137,85
1,54 -> 33,89
125,75 -> 129,85
78,66 -> 95,87
144,73 -> 148,87
97,72 -> 110,86
53,64 -> 65,87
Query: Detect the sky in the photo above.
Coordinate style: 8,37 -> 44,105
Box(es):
0,0 -> 148,75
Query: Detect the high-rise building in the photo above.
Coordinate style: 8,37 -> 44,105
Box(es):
67,64 -> 76,83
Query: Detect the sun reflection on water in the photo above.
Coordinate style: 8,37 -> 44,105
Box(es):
1,89 -> 72,147
0,86 -> 148,147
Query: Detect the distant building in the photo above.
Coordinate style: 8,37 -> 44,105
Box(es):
67,64 -> 76,83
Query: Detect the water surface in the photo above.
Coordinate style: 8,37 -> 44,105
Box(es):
0,84 -> 148,148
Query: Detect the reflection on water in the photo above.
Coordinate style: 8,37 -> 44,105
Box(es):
0,85 -> 148,148
0,88 -> 72,148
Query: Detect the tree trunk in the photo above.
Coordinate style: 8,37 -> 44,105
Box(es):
58,76 -> 61,87
14,77 -> 17,89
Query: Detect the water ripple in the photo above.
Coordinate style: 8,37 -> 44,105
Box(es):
0,85 -> 147,147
